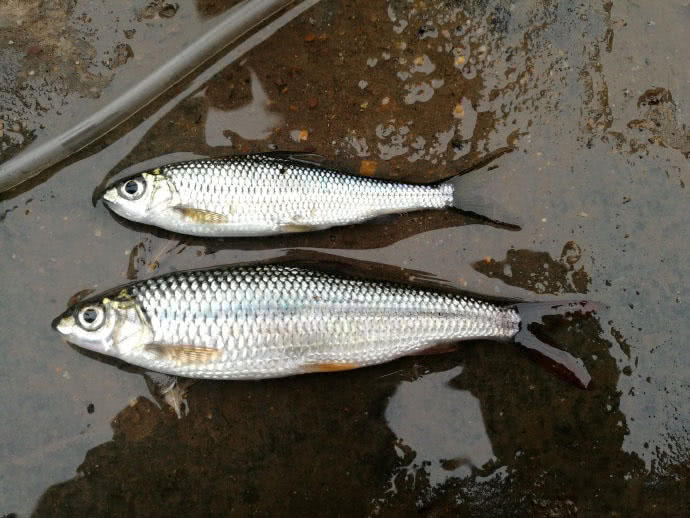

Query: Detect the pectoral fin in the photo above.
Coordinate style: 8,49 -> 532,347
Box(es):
146,344 -> 219,365
173,206 -> 228,224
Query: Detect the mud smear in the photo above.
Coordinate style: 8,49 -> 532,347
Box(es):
472,241 -> 590,295
627,88 -> 690,159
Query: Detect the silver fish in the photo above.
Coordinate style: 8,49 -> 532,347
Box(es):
53,265 -> 591,386
101,152 -> 502,237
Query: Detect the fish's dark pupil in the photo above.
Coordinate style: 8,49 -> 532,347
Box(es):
124,180 -> 138,195
83,308 -> 98,323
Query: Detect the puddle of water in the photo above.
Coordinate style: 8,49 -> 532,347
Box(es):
204,68 -> 283,145
1,0 -> 689,516
385,366 -> 495,487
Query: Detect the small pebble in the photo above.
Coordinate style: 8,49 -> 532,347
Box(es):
359,160 -> 377,175
381,97 -> 390,105
289,129 -> 309,142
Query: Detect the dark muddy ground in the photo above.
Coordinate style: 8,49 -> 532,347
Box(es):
1,1 -> 688,516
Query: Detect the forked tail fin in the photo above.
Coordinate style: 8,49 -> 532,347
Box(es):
444,168 -> 521,227
514,301 -> 598,389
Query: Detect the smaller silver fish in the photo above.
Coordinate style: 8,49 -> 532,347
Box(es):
101,152 -> 509,237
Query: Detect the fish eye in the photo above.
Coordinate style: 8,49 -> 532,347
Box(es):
77,305 -> 105,331
124,180 -> 138,195
119,178 -> 145,200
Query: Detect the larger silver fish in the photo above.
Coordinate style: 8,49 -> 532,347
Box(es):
53,265 -> 591,386
101,152 -> 501,237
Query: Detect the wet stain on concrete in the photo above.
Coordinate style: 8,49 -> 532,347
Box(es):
1,0 -> 688,516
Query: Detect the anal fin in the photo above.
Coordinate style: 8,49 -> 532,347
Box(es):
280,223 -> 316,233
410,343 -> 458,356
303,362 -> 361,373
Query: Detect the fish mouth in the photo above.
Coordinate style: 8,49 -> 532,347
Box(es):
51,313 -> 75,334
101,188 -> 119,205
91,180 -> 119,206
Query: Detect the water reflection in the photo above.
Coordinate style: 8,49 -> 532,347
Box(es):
385,366 -> 495,487
204,69 -> 283,145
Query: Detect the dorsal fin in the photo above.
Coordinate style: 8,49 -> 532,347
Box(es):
256,151 -> 329,168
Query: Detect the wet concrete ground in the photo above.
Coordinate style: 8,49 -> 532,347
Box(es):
1,0 -> 688,516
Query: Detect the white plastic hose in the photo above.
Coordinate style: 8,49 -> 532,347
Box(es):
0,0 -> 298,193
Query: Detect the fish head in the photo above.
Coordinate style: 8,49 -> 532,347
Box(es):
102,170 -> 175,224
52,292 -> 152,359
